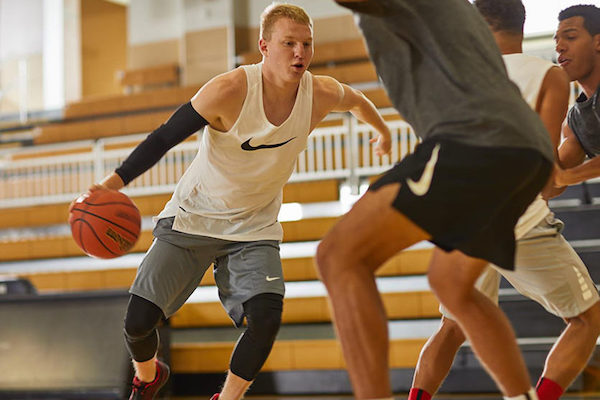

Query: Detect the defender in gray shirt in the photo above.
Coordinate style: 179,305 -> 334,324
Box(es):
317,1 -> 554,399
552,6 -> 600,189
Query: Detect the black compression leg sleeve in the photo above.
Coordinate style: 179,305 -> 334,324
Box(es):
123,294 -> 165,362
229,293 -> 283,381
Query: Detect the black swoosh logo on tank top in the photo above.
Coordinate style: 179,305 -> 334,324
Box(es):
241,137 -> 296,151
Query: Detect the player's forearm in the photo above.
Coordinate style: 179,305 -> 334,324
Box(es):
541,184 -> 567,200
350,98 -> 391,140
556,157 -> 600,186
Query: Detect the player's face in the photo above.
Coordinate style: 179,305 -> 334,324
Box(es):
555,16 -> 600,82
261,17 -> 313,81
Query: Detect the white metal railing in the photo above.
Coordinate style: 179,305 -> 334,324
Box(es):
0,110 -> 417,209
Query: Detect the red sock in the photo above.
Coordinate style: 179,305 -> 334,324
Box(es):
536,377 -> 564,400
408,388 -> 432,400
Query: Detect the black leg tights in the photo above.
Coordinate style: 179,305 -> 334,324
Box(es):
229,293 -> 283,381
123,294 -> 165,362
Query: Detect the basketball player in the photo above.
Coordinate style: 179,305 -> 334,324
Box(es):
551,5 -> 600,191
83,3 -> 392,400
317,1 -> 554,399
408,2 -> 600,400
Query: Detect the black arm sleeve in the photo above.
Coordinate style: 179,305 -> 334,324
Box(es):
115,102 -> 209,185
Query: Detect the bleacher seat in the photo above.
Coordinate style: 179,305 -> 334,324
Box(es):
117,63 -> 180,93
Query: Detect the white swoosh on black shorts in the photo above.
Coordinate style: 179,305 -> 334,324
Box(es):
406,143 -> 441,196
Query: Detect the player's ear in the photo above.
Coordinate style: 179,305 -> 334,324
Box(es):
259,38 -> 268,58
593,33 -> 600,53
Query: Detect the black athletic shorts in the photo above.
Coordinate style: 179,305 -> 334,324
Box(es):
369,138 -> 552,270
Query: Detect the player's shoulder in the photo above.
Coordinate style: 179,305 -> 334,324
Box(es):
191,67 -> 247,119
210,67 -> 247,97
312,74 -> 344,103
542,65 -> 570,92
193,67 -> 246,104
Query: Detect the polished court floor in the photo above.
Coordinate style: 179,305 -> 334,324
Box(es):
174,394 -> 600,400
243,395 -> 600,400
168,394 -> 600,400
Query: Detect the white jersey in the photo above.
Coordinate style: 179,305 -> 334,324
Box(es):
157,63 -> 313,241
503,53 -> 554,239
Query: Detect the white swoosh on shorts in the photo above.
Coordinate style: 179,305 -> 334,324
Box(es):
266,276 -> 281,282
406,143 -> 441,196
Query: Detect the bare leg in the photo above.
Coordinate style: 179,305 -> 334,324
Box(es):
542,301 -> 600,388
428,248 -> 531,396
317,184 -> 430,399
412,317 -> 466,394
220,371 -> 253,400
133,357 -> 157,382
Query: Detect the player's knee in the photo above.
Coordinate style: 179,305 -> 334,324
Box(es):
440,316 -> 466,344
124,314 -> 156,341
427,268 -> 453,300
315,236 -> 360,285
229,294 -> 283,381
124,295 -> 163,340
429,274 -> 470,313
244,293 -> 283,348
315,238 -> 335,281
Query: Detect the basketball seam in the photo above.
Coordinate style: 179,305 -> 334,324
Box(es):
77,217 -> 87,254
72,217 -> 120,257
70,207 -> 140,237
83,200 -> 137,208
79,198 -> 90,255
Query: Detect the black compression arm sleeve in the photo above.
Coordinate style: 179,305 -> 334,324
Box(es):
115,102 -> 208,185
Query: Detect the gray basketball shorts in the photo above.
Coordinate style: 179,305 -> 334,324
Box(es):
441,212 -> 599,319
129,217 -> 285,327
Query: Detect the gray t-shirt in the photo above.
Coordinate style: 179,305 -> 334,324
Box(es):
567,86 -> 600,158
348,0 -> 554,161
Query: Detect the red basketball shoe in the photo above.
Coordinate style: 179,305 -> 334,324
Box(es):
129,359 -> 170,400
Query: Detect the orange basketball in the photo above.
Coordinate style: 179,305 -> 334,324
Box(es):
69,189 -> 141,259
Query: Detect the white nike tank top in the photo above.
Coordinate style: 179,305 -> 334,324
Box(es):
157,63 -> 313,241
503,53 -> 554,239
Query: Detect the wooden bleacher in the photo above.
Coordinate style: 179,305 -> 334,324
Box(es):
171,289 -> 438,328
172,338 -> 428,373
0,179 -> 340,261
0,180 -> 338,230
63,85 -> 198,120
311,61 -> 378,85
33,109 -> 172,144
0,216 -> 339,261
16,245 -> 431,293
117,63 -> 180,93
